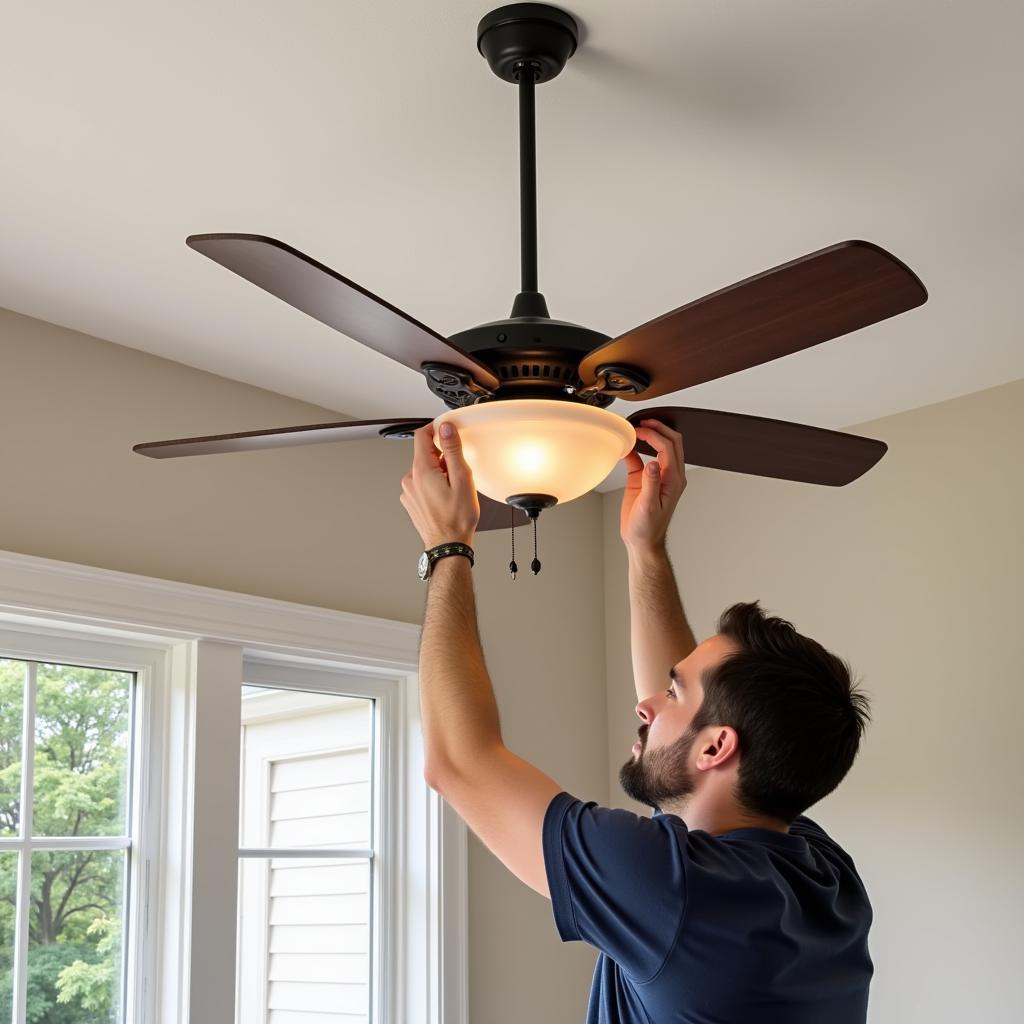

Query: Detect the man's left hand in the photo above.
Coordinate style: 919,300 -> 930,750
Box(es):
400,422 -> 480,550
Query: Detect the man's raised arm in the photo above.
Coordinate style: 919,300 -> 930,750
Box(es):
620,421 -> 697,702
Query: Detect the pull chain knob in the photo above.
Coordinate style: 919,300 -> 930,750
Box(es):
531,517 -> 541,575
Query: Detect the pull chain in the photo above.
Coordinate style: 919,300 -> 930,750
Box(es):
509,508 -> 518,580
510,509 -> 542,579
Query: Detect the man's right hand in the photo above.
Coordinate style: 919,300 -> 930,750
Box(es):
620,420 -> 687,552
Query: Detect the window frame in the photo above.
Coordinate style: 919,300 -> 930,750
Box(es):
0,549 -> 468,1024
0,623 -> 166,1024
238,656 -> 400,1023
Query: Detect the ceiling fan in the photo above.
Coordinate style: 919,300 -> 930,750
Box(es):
135,3 -> 927,534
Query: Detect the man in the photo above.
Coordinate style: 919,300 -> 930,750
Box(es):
400,417 -> 873,1024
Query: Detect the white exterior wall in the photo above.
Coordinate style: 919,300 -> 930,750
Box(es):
238,689 -> 372,1024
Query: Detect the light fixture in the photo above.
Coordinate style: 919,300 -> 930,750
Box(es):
434,400 -> 636,516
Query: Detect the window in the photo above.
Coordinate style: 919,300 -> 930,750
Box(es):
0,550 -> 468,1024
0,633 -> 155,1024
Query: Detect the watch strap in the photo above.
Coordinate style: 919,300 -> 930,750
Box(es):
425,542 -> 475,569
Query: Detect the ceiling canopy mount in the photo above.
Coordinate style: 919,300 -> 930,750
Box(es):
476,3 -> 578,85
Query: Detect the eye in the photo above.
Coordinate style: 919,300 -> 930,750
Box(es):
665,686 -> 676,700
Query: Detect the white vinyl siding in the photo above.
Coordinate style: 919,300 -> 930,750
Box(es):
238,689 -> 374,1024
270,755 -> 370,849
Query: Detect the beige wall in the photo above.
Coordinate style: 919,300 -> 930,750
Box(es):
0,306 -> 604,1023
602,377 -> 1024,1023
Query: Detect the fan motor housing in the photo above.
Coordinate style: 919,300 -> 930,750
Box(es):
445,316 -> 614,406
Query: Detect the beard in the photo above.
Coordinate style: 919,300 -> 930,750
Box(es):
619,724 -> 700,811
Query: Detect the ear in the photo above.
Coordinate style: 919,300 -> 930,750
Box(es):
694,726 -> 740,772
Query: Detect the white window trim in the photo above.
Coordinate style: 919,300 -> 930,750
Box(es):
0,548 -> 468,1024
0,627 -> 164,1024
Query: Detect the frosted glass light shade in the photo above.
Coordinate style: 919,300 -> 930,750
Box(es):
435,400 -> 636,507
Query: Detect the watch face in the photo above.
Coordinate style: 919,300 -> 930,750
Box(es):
417,551 -> 430,580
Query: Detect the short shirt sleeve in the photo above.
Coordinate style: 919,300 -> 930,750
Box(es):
542,791 -> 687,983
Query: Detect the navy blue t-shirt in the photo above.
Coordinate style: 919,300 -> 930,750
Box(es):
542,792 -> 872,1024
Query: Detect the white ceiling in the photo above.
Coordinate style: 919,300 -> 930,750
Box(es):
2,1 -> 1021,490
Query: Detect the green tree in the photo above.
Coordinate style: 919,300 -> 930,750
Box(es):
56,916 -> 120,1015
0,660 -> 130,1023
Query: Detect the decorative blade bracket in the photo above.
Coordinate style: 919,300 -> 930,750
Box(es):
575,364 -> 650,402
422,362 -> 497,408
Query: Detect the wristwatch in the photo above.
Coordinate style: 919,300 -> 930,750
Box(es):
417,542 -> 475,581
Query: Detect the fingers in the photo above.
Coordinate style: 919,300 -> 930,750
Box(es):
634,420 -> 685,484
434,421 -> 474,491
623,449 -> 645,477
635,419 -> 683,461
413,424 -> 443,474
639,457 -> 663,509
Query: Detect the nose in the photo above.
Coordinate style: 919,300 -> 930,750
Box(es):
635,697 -> 655,724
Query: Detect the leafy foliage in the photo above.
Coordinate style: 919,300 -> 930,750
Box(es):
16,943 -> 98,1024
0,659 -> 130,1022
56,916 -> 120,1013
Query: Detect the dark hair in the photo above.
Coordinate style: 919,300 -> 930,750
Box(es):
691,601 -> 870,823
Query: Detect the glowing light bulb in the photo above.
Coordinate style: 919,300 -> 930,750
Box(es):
514,444 -> 548,474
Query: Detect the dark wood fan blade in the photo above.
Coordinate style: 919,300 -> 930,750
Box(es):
630,407 -> 887,486
133,417 -> 432,459
136,414 -> 528,528
581,240 -> 926,400
187,234 -> 499,390
478,494 -> 530,532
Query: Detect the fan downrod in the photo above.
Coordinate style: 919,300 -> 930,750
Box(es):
477,4 -> 578,84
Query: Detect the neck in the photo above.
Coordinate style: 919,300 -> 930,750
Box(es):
659,791 -> 789,835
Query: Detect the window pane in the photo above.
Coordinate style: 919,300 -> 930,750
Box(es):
33,664 -> 132,838
27,849 -> 125,1023
0,659 -> 25,837
237,856 -> 370,1024
0,852 -> 15,1019
239,687 -> 372,850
